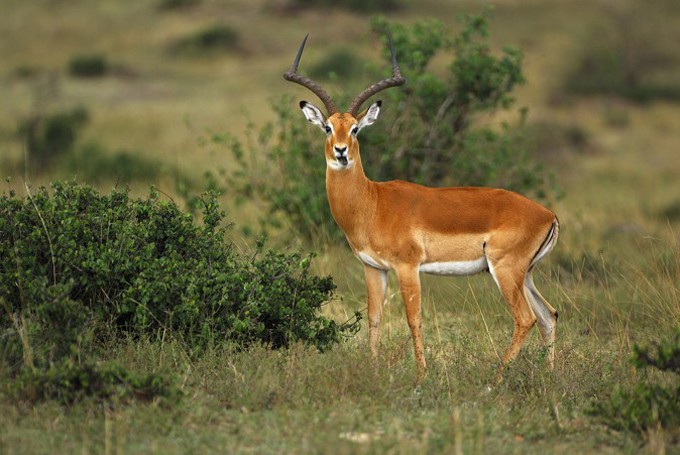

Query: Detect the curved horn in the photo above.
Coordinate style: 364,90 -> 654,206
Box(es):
283,34 -> 338,115
347,36 -> 405,117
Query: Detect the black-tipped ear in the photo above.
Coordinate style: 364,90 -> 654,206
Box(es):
299,100 -> 327,130
356,100 -> 381,130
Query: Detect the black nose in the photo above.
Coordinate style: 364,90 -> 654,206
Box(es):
334,145 -> 347,153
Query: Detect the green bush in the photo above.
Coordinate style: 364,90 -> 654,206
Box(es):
0,181 -> 359,373
68,54 -> 109,78
308,48 -> 364,81
157,0 -> 200,11
287,0 -> 404,12
563,2 -> 680,102
589,328 -> 680,434
63,143 -> 166,183
15,360 -> 180,406
17,107 -> 89,172
171,24 -> 240,56
226,13 -> 553,242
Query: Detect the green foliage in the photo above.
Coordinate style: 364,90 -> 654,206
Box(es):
68,54 -> 109,78
224,99 -> 338,241
63,143 -> 166,183
308,48 -> 363,81
287,0 -> 405,13
15,360 -> 180,406
633,329 -> 680,374
589,328 -> 680,434
171,24 -> 240,56
564,2 -> 680,102
661,200 -> 680,223
365,14 -> 533,187
17,106 -> 89,172
590,382 -> 680,434
10,106 -> 180,185
157,0 -> 200,11
227,14 -> 553,242
0,181 -> 359,375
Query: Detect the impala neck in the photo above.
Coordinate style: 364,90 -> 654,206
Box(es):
325,149 -> 375,240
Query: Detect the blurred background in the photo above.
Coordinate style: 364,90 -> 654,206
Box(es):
3,3 -> 680,449
2,0 -> 680,253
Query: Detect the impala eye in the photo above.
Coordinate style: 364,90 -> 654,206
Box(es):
325,125 -> 332,134
351,126 -> 359,135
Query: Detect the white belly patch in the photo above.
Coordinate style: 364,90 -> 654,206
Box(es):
419,257 -> 488,276
357,251 -> 488,276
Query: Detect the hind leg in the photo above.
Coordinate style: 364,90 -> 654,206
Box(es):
487,258 -> 537,375
525,272 -> 558,369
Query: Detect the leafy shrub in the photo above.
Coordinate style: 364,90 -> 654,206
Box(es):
522,121 -> 592,162
308,48 -> 363,81
287,0 -> 404,12
17,106 -> 89,172
0,181 -> 359,373
633,329 -> 680,374
226,13 -> 554,242
661,200 -> 680,223
589,328 -> 680,434
63,143 -> 166,183
15,360 -> 180,406
158,0 -> 200,11
364,15 -> 532,186
171,24 -> 240,56
564,2 -> 680,102
68,54 -> 109,78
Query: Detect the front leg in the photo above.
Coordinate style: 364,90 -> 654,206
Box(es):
364,264 -> 387,359
395,264 -> 426,381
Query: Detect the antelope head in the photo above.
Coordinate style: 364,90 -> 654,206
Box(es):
283,34 -> 405,170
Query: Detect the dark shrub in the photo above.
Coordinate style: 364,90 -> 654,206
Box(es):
171,24 -> 240,55
0,181 -> 359,373
589,328 -> 680,434
68,54 -> 109,78
15,360 -> 180,406
17,106 -> 89,172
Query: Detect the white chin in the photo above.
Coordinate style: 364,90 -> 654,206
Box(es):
327,159 -> 353,170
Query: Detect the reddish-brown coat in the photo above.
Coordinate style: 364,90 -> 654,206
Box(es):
320,111 -> 559,382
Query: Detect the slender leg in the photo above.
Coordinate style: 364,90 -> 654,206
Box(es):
525,273 -> 558,369
487,258 -> 536,378
394,265 -> 426,381
364,264 -> 387,359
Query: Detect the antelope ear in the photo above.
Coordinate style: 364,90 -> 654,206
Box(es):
300,101 -> 327,131
356,100 -> 382,132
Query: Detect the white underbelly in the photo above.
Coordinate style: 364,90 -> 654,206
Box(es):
356,251 -> 488,276
419,257 -> 488,276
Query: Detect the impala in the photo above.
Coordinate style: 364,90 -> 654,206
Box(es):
284,35 -> 559,381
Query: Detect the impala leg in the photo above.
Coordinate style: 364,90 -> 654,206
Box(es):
364,264 -> 387,359
395,265 -> 426,381
488,259 -> 536,378
525,273 -> 558,369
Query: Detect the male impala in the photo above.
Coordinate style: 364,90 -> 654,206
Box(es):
284,35 -> 559,381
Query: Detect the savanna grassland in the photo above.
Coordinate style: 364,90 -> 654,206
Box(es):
1,0 -> 680,453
